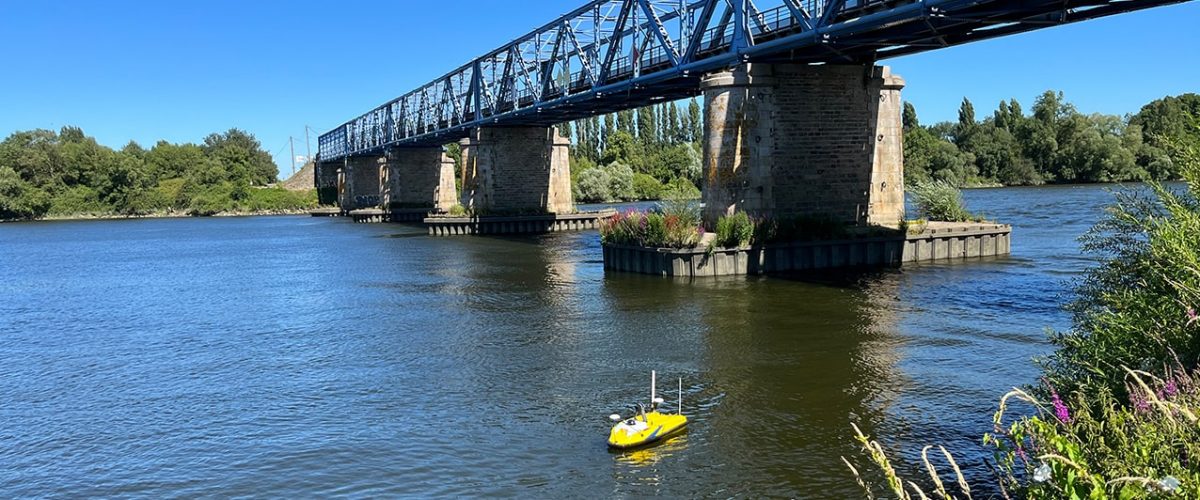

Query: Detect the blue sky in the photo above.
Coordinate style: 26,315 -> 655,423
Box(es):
1,1 -> 1197,178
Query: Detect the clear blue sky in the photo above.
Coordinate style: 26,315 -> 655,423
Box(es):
1,1 -> 1197,177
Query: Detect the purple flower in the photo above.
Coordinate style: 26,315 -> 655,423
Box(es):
1051,391 -> 1071,424
1131,389 -> 1151,413
1165,379 -> 1179,397
1188,307 -> 1198,326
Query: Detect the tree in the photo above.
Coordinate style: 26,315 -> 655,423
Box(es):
688,98 -> 702,142
601,130 -> 643,169
202,129 -> 277,185
667,103 -> 681,144
637,106 -> 656,145
902,101 -> 919,130
617,110 -> 635,136
0,166 -> 50,219
954,97 -> 977,145
145,141 -> 205,181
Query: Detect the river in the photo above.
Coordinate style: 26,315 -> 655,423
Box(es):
0,183 -> 1130,497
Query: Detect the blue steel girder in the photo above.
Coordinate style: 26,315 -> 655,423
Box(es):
317,0 -> 1190,161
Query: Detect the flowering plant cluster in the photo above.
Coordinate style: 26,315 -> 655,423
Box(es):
599,200 -> 702,249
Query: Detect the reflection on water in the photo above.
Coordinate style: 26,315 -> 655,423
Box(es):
0,184 -> 1132,497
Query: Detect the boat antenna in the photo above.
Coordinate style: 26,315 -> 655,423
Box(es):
650,370 -> 656,406
678,377 -> 683,415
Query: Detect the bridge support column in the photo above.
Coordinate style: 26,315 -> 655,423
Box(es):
314,159 -> 340,206
338,155 -> 386,211
701,63 -> 905,227
384,147 -> 458,211
459,127 -> 573,214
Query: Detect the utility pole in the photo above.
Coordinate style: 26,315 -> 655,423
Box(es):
289,136 -> 296,176
304,125 -> 313,166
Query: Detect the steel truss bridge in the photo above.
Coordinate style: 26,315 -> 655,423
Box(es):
318,0 -> 1186,161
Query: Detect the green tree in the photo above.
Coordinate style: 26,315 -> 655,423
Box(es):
902,101 -> 919,130
637,106 -> 656,145
201,129 -> 277,185
0,166 -> 51,219
688,98 -> 702,142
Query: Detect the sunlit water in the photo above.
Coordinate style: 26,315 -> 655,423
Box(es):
0,184 -> 1133,497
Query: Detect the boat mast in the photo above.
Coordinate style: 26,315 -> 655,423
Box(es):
678,377 -> 683,415
651,370 -> 656,406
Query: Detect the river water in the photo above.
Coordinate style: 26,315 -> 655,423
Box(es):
0,184 -> 1127,497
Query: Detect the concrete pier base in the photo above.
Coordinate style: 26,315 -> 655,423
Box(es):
701,63 -> 905,227
424,210 -> 616,236
602,223 -> 1012,277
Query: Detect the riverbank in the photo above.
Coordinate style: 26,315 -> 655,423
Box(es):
2,207 -> 320,223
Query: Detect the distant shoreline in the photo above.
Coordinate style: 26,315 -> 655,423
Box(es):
2,208 -> 316,224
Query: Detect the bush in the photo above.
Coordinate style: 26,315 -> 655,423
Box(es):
575,165 -> 612,202
662,177 -> 701,200
714,212 -> 754,248
909,180 -> 979,222
48,185 -> 108,216
242,187 -> 317,212
599,208 -> 703,249
845,120 -> 1200,499
0,167 -> 51,220
631,173 -> 663,200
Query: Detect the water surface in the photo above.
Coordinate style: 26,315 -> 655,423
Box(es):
0,184 -> 1125,497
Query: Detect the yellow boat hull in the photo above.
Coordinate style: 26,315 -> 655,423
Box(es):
607,411 -> 688,449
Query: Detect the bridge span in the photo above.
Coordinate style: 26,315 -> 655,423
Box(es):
315,0 -> 1186,228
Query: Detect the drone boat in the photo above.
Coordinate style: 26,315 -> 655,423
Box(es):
607,371 -> 688,450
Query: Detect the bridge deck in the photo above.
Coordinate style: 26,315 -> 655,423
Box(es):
319,0 -> 1187,160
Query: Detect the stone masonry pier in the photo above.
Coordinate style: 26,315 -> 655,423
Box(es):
459,127 -> 573,214
701,63 -> 905,227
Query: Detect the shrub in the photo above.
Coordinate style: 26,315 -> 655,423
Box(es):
242,187 -> 317,212
909,180 -> 978,222
845,122 -> 1200,499
48,185 -> 108,216
0,166 -> 51,220
599,208 -> 703,249
575,165 -> 612,202
714,212 -> 754,248
631,173 -> 663,200
662,177 -> 701,200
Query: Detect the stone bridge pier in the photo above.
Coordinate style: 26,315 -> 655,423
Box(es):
701,63 -> 905,227
384,147 -> 458,212
458,127 -> 573,214
338,155 -> 386,212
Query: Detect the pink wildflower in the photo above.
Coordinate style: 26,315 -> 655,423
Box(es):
1051,391 -> 1071,424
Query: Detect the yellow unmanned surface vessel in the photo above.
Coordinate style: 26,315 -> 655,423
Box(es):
607,371 -> 688,450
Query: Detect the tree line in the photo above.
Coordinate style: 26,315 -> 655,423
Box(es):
904,91 -> 1200,186
0,127 -> 315,220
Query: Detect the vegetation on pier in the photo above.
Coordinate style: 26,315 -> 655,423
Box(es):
846,114 -> 1200,498
0,127 -> 315,221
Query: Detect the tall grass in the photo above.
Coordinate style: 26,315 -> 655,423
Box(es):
910,180 -> 979,222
